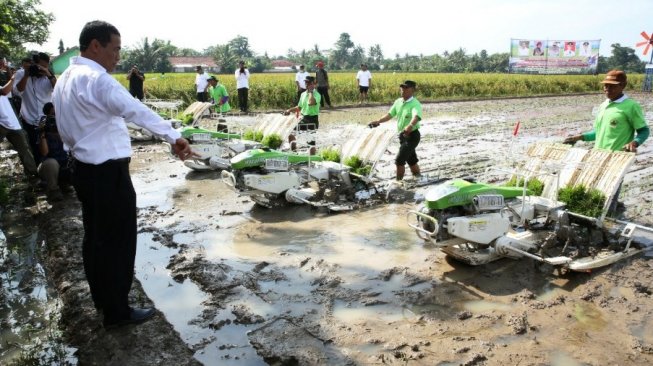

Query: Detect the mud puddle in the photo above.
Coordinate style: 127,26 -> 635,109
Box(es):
0,202 -> 76,365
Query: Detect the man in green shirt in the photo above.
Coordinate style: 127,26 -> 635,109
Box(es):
564,70 -> 649,152
207,76 -> 231,114
369,80 -> 423,181
284,76 -> 321,153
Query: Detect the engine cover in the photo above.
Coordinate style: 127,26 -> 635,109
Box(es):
446,213 -> 510,244
243,172 -> 301,194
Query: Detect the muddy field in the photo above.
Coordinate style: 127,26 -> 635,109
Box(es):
3,93 -> 653,365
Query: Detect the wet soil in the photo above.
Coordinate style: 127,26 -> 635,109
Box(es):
4,93 -> 653,365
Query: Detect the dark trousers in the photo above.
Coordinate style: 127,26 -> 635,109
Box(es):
197,92 -> 208,102
22,121 -> 40,162
72,158 -> 136,324
396,129 -> 421,166
0,125 -> 37,176
317,86 -> 331,107
237,87 -> 249,112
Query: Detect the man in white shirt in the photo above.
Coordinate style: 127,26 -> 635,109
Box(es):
295,64 -> 309,103
195,65 -> 209,102
235,60 -> 250,112
16,52 -> 56,159
53,20 -> 195,329
0,69 -> 38,180
356,64 -> 372,104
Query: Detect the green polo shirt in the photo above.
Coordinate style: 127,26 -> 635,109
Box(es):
583,97 -> 647,151
298,89 -> 321,116
389,97 -> 422,132
208,84 -> 231,113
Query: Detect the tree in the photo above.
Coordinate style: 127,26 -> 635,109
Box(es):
603,43 -> 645,74
0,0 -> 54,58
228,35 -> 254,60
121,38 -> 173,72
330,33 -> 355,70
58,39 -> 64,55
211,44 -> 239,74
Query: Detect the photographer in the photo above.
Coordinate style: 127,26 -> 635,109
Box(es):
36,102 -> 69,201
16,52 -> 56,159
126,64 -> 145,101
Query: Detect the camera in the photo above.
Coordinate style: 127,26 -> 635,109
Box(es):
28,54 -> 43,77
39,115 -> 58,134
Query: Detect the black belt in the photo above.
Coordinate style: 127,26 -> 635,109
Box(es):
72,157 -> 131,167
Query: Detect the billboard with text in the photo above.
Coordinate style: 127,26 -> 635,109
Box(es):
509,39 -> 600,74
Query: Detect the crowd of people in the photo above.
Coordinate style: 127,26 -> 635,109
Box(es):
0,18 -> 649,333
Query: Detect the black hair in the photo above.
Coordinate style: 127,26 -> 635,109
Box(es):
35,52 -> 50,63
42,102 -> 54,115
22,57 -> 32,63
79,20 -> 120,51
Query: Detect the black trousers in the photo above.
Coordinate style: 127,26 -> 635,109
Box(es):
21,121 -> 40,162
237,87 -> 249,112
197,92 -> 208,102
72,158 -> 136,324
317,86 -> 331,107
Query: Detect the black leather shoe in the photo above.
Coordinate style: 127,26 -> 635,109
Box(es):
104,307 -> 155,329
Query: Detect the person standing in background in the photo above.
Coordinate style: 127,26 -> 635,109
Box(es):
235,60 -> 250,113
356,64 -> 372,104
0,65 -> 38,182
16,52 -> 56,159
126,64 -> 145,101
315,61 -> 332,108
195,65 -> 209,102
295,65 -> 309,103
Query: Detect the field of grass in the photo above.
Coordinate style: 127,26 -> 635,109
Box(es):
116,72 -> 644,112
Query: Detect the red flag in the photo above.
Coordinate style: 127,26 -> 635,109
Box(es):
512,121 -> 521,137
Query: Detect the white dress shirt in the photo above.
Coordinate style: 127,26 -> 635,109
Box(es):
195,72 -> 209,93
295,71 -> 309,89
0,96 -> 22,130
19,75 -> 53,125
235,68 -> 250,89
52,56 -> 181,164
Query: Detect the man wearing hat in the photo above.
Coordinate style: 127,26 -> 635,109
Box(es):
369,80 -> 423,181
564,70 -> 649,152
284,75 -> 321,153
315,61 -> 332,108
207,75 -> 231,114
195,65 -> 209,102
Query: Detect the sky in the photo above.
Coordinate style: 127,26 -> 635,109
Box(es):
29,0 -> 653,61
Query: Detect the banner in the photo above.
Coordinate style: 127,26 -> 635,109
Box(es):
509,39 -> 600,74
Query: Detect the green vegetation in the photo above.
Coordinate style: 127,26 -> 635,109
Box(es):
117,72 -> 644,112
344,155 -> 372,176
505,176 -> 544,196
180,114 -> 194,125
319,147 -> 341,163
558,185 -> 606,217
242,129 -> 264,142
261,133 -> 283,149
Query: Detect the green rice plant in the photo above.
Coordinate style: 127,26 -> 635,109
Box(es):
344,155 -> 371,175
180,114 -> 194,125
114,72 -> 644,112
242,129 -> 264,142
261,133 -> 283,149
504,176 -> 544,196
319,147 -> 341,162
558,185 -> 606,217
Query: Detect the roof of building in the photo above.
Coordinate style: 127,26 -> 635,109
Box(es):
169,56 -> 217,67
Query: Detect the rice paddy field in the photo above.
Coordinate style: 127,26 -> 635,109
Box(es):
116,72 -> 645,112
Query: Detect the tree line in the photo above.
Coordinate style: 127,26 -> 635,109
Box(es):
3,0 -> 647,75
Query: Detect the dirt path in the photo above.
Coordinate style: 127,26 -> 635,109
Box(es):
5,93 -> 653,365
